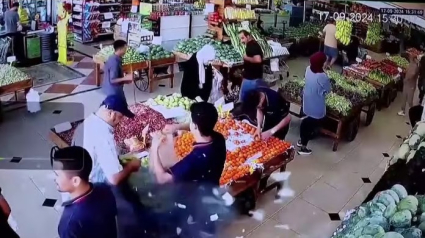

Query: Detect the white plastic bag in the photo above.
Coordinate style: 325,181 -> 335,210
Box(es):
26,88 -> 41,113
208,68 -> 224,103
137,44 -> 150,54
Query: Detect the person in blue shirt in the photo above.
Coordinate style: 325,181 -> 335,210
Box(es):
102,40 -> 133,100
150,102 -> 226,237
232,87 -> 291,140
51,146 -> 117,238
297,52 -> 331,155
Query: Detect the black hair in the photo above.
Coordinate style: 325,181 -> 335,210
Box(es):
239,30 -> 251,37
50,146 -> 92,182
12,2 -> 19,7
190,102 -> 218,137
113,40 -> 127,51
401,52 -> 410,61
243,90 -> 262,111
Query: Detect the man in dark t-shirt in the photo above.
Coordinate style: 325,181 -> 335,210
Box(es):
239,30 -> 267,102
51,146 -> 117,238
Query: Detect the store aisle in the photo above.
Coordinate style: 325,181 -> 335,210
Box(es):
0,58 -> 413,238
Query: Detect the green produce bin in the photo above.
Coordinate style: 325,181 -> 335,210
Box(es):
259,13 -> 276,29
24,35 -> 41,59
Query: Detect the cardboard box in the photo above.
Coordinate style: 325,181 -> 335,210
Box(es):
114,25 -> 128,40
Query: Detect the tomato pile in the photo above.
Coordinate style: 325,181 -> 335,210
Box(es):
361,59 -> 381,70
174,119 -> 292,185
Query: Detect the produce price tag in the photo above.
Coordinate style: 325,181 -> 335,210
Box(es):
355,57 -> 362,63
398,67 -> 403,73
366,55 -> 371,59
270,58 -> 279,71
241,21 -> 250,30
246,4 -> 251,9
222,102 -> 234,112
104,12 -> 113,19
102,21 -> 111,28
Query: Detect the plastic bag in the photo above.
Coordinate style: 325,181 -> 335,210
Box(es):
137,44 -> 150,54
208,67 -> 224,103
26,88 -> 41,113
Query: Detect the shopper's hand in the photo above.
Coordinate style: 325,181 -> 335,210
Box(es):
162,124 -> 178,134
127,159 -> 141,172
123,74 -> 133,83
254,127 -> 262,140
261,130 -> 273,140
151,131 -> 165,149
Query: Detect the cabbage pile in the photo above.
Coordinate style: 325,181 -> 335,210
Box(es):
332,184 -> 425,238
390,121 -> 425,165
0,65 -> 30,87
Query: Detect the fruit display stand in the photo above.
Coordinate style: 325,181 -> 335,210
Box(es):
343,64 -> 399,110
147,55 -> 176,93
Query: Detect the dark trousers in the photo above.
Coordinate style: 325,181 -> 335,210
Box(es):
409,105 -> 423,128
6,32 -> 24,62
300,117 -> 322,146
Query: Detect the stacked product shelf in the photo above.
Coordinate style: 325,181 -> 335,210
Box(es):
72,0 -> 130,43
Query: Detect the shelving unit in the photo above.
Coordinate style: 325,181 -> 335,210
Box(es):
72,0 -> 132,43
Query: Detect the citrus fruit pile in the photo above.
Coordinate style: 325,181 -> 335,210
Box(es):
174,119 -> 292,185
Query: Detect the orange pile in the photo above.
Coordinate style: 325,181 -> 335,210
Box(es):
173,119 -> 292,185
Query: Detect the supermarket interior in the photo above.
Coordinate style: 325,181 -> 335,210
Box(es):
1,0 -> 425,238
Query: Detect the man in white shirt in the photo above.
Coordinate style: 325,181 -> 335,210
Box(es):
322,19 -> 338,68
72,95 -> 140,185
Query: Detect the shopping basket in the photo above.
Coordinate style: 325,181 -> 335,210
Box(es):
0,37 -> 11,64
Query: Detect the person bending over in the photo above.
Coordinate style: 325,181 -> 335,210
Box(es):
238,30 -> 267,101
298,52 -> 331,155
102,40 -> 134,101
236,87 -> 291,140
398,53 -> 419,116
51,146 -> 117,238
322,18 -> 338,69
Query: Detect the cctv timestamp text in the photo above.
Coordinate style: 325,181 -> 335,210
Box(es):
319,11 -> 404,24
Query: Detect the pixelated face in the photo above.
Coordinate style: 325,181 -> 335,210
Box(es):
109,111 -> 124,126
117,45 -> 128,57
239,33 -> 248,44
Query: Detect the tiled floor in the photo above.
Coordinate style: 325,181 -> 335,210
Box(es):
0,57 -> 413,238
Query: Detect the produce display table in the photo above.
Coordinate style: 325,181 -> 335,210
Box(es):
0,78 -> 33,122
343,66 -> 398,110
49,118 -> 294,212
148,56 -> 176,93
279,90 -> 376,151
92,56 -> 149,87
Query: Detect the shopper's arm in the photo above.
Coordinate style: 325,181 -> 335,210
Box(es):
268,114 -> 291,134
109,65 -> 132,84
150,146 -> 173,184
163,123 -> 190,134
97,140 -> 136,185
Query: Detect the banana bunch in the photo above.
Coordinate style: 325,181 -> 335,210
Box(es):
224,7 -> 256,20
335,20 -> 352,45
273,0 -> 282,7
18,6 -> 30,25
365,22 -> 382,46
194,0 -> 205,9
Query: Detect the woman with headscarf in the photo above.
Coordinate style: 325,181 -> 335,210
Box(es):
297,52 -> 331,155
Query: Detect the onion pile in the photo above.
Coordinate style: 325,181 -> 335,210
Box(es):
114,103 -> 174,148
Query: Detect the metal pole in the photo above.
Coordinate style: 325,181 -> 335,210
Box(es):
303,1 -> 306,22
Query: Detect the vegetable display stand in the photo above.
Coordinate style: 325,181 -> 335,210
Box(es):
148,56 -> 176,93
280,91 -> 366,151
0,78 -> 34,121
363,78 -> 395,110
172,51 -> 191,62
229,148 -> 294,214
